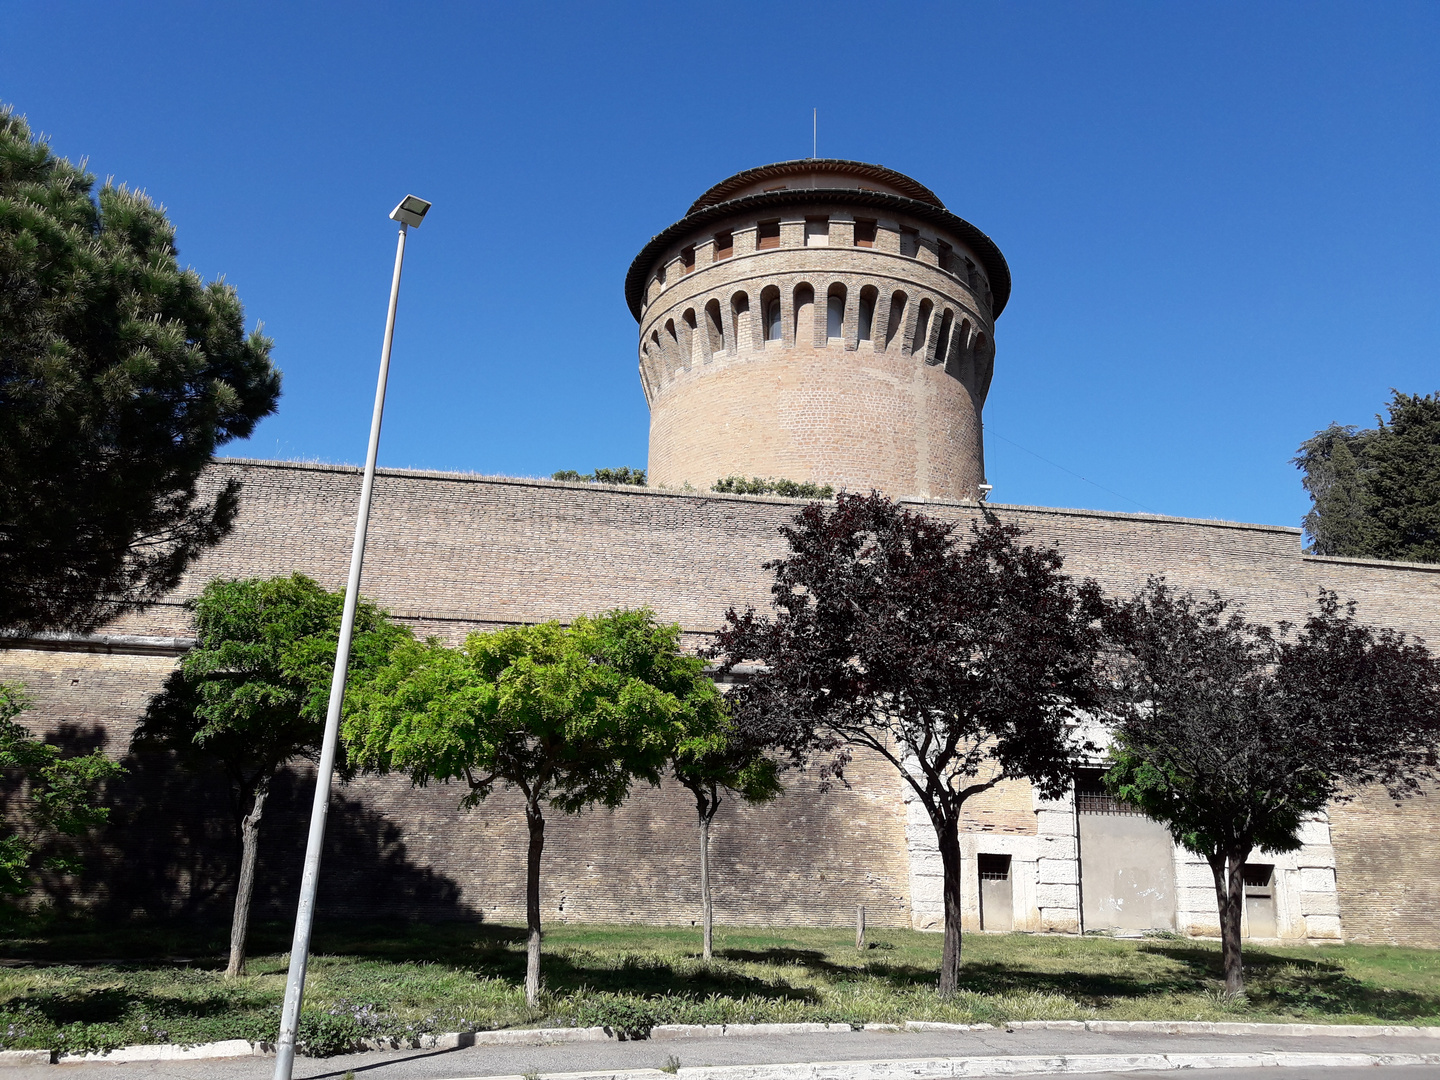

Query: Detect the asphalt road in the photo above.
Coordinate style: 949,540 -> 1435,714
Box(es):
11,1028 -> 1440,1079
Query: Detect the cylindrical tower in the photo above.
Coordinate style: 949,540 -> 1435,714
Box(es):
627,159 -> 1010,500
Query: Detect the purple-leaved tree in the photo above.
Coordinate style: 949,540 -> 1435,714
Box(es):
713,493 -> 1107,994
1103,580 -> 1440,996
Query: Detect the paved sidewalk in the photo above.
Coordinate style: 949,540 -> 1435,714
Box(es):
8,1027 -> 1440,1079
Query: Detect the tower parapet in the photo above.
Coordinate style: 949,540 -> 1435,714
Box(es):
627,159 -> 1010,500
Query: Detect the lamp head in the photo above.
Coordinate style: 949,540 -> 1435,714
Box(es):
390,194 -> 431,228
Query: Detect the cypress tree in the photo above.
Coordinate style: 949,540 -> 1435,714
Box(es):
1295,391 -> 1440,563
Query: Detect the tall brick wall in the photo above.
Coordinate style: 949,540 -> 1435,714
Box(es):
3,459 -> 1438,942
1327,783 -> 1440,948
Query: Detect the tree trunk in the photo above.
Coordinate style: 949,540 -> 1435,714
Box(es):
1208,849 -> 1249,996
937,815 -> 964,996
524,799 -> 545,1007
699,812 -> 713,961
225,778 -> 269,979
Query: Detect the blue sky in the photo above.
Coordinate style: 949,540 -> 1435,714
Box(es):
3,1 -> 1435,528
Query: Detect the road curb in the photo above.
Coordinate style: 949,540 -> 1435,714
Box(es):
435,1052 -> 1440,1080
1004,1020 -> 1440,1038
32,1017 -> 1440,1067
652,1023 -> 855,1040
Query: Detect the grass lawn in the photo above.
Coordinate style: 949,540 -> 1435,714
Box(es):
0,919 -> 1435,1055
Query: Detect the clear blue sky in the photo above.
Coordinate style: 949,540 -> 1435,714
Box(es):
3,1 -> 1436,528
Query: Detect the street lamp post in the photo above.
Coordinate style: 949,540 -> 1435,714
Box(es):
271,194 -> 431,1080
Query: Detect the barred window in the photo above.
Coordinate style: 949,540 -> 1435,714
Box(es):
978,853 -> 1011,880
1074,768 -> 1145,815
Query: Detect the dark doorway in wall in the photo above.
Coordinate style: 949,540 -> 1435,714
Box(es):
978,853 -> 1013,931
1076,768 -> 1177,933
1244,863 -> 1277,938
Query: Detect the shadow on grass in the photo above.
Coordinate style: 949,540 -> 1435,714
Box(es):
1134,942 -> 1440,1022
0,919 -> 822,1006
547,954 -> 818,1003
15,985 -> 241,1025
302,923 -> 822,1004
3,921 -> 1437,1022
717,948 -> 845,971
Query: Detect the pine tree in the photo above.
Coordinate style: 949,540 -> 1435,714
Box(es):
0,106 -> 281,632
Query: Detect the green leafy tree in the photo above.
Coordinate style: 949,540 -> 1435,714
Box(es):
0,106 -> 281,634
1103,579 -> 1440,996
669,701 -> 781,961
134,574 -> 409,978
344,609 -> 702,1005
1295,391 -> 1440,562
0,683 -> 122,898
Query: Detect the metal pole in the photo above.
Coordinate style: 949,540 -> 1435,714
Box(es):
272,222 -> 410,1079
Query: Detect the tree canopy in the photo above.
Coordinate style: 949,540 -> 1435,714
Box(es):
669,701 -> 782,960
0,107 -> 281,633
344,608 -> 715,1004
1295,390 -> 1440,563
1103,579 -> 1440,994
713,494 -> 1107,994
0,683 -> 122,899
135,573 -> 409,976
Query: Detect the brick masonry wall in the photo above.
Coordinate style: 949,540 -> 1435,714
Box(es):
1327,782 -> 1440,948
640,203 -> 993,501
3,459 -> 1438,941
648,344 -> 983,502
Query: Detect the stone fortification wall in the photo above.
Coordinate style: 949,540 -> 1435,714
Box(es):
3,459 -> 1438,943
0,643 -> 913,927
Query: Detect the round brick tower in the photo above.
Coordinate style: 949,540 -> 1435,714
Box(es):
626,159 -> 1010,500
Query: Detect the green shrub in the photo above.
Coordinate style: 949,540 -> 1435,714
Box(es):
551,468 -> 646,486
711,477 -> 834,498
569,994 -> 662,1039
294,1000 -> 383,1057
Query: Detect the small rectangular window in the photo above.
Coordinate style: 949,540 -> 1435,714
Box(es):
900,227 -> 920,258
805,217 -> 829,247
938,241 -> 953,273
681,246 -> 696,274
853,219 -> 877,247
756,220 -> 781,250
714,231 -> 733,260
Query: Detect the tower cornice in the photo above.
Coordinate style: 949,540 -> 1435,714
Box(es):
626,187 -> 1011,321
686,158 -> 945,212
